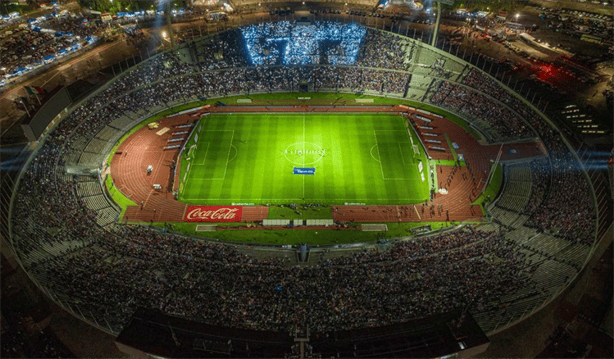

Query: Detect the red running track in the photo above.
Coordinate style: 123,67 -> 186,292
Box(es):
110,105 -> 546,224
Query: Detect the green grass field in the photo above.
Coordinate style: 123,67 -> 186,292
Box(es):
178,113 -> 430,205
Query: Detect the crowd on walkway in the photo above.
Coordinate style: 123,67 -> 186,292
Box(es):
1,11 -> 108,81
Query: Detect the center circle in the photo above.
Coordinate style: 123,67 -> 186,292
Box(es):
284,142 -> 325,166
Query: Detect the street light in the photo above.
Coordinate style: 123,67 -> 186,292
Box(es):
515,13 -> 520,20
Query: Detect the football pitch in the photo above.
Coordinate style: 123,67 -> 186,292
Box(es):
178,113 -> 430,205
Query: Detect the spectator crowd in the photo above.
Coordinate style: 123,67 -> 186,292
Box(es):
1,11 -> 108,82
241,21 -> 366,66
9,21 -> 597,335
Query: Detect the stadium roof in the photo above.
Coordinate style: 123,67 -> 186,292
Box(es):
115,308 -> 489,358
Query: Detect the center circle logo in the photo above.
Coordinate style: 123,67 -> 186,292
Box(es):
284,142 -> 325,166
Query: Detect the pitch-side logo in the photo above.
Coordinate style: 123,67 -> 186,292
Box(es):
184,206 -> 242,222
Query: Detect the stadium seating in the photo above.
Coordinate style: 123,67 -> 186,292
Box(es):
490,163 -> 534,229
7,21 -> 598,338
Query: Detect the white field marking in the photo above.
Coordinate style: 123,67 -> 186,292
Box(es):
149,148 -> 167,187
228,145 -> 238,162
181,198 -> 425,202
283,142 -> 324,166
222,131 -> 235,179
116,185 -> 134,200
143,189 -> 155,207
374,130 -> 414,181
197,142 -> 210,165
191,129 -> 234,166
373,130 -> 386,180
398,143 -> 413,166
370,145 -> 380,162
129,150 -> 167,153
187,130 -> 233,181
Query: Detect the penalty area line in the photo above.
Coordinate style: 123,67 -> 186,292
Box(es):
197,142 -> 210,166
373,130 -> 386,180
221,130 -> 235,180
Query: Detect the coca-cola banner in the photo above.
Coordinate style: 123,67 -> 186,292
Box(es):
184,205 -> 242,222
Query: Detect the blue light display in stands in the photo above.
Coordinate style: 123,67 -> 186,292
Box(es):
241,21 -> 366,66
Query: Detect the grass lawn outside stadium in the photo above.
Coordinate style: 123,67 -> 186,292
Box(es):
178,113 -> 430,206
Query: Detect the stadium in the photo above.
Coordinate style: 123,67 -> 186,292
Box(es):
1,1 -> 612,358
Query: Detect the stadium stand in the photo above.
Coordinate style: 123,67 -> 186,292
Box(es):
489,163 -> 534,228
6,22 -> 600,339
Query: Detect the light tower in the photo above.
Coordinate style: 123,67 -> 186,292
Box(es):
430,0 -> 454,47
163,0 -> 175,48
154,0 -> 175,49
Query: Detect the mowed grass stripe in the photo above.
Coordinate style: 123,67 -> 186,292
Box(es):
366,117 -> 388,201
258,115 -> 278,200
341,116 -> 359,200
192,128 -> 224,199
353,115 -> 373,200
230,116 -> 252,200
239,114 -> 263,200
327,115 -> 346,201
377,131 -> 408,179
305,116 -> 322,200
278,115 -> 302,200
375,129 -> 401,200
321,116 -> 338,200
269,116 -> 286,200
